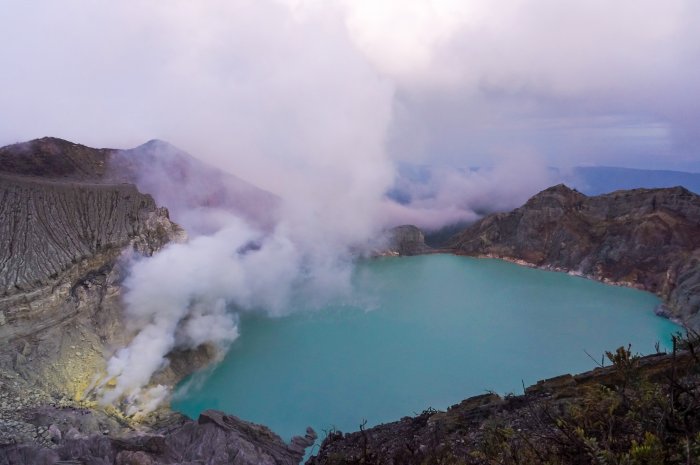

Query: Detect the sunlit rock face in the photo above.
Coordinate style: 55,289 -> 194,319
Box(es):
0,138 -> 184,402
450,184 -> 700,328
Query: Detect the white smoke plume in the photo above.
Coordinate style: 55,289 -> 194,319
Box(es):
94,1 -> 396,414
101,220 -> 300,412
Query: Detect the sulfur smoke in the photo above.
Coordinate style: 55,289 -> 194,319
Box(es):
91,1 -> 568,413
97,2 -> 397,414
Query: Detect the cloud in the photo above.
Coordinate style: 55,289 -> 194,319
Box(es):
73,1 -> 398,413
371,0 -> 700,170
100,220 -> 298,411
2,1 -> 699,171
383,151 -> 556,230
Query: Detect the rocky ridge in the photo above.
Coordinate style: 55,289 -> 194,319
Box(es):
0,138 -> 185,404
449,184 -> 700,329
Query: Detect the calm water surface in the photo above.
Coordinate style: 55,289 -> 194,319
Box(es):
173,255 -> 679,444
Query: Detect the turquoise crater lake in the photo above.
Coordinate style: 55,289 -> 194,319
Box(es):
172,254 -> 679,444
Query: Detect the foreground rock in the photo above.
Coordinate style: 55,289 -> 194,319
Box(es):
0,409 -> 316,465
449,184 -> 700,329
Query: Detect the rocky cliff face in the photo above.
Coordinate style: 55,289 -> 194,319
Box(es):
0,174 -> 176,297
380,225 -> 430,256
0,138 -> 183,455
0,138 -> 185,401
449,184 -> 700,328
0,138 -> 312,464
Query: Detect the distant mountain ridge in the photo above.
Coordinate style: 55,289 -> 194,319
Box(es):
565,166 -> 700,196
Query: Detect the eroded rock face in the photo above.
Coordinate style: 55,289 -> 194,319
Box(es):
0,139 -> 189,450
0,175 -> 178,297
449,184 -> 700,328
0,173 -> 185,395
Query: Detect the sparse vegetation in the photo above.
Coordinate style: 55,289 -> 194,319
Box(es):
463,334 -> 700,465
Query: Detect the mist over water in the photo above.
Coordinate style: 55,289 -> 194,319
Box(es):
97,136 -> 560,414
173,255 -> 679,443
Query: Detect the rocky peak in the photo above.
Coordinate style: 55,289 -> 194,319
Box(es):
0,137 -> 112,180
132,139 -> 188,158
523,184 -> 586,210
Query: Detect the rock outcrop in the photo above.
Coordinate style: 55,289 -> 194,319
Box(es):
0,409 -> 315,465
381,225 -> 430,256
449,184 -> 700,328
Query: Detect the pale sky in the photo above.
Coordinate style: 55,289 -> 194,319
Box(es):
1,0 -> 699,188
